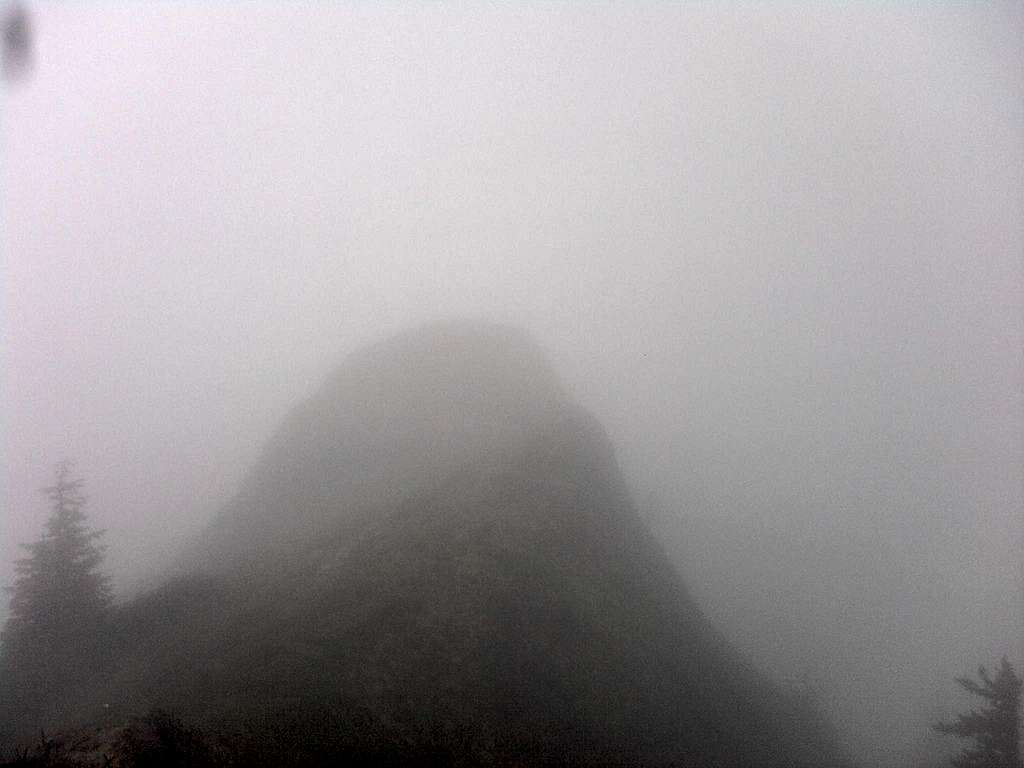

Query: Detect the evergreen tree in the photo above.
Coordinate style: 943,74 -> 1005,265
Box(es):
934,657 -> 1023,768
1,461 -> 111,654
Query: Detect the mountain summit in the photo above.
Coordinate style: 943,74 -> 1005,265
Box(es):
188,322 -> 571,570
3,322 -> 851,766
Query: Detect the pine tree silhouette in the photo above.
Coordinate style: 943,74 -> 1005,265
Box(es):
934,657 -> 1023,768
1,460 -> 112,720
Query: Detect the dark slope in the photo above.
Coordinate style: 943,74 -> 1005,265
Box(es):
2,322 -> 850,766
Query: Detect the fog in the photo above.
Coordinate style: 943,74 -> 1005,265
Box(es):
2,4 -> 1021,766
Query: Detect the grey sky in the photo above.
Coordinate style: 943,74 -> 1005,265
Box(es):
2,4 -> 1021,766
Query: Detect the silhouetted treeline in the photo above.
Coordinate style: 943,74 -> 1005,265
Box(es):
1,701 -> 589,767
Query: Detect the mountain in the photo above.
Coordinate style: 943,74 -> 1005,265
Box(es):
1,322 -> 851,766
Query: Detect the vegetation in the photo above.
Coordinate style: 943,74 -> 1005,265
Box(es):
0,735 -> 95,768
2,462 -> 111,644
0,462 -> 112,737
0,701 -> 556,767
933,657 -> 1022,768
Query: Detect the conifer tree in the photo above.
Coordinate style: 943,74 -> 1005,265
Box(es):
934,657 -> 1023,768
1,461 -> 111,653
0,462 -> 113,732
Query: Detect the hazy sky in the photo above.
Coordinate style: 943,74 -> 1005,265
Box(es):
2,4 -> 1021,766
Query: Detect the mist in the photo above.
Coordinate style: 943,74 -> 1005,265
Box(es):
2,4 -> 1021,766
